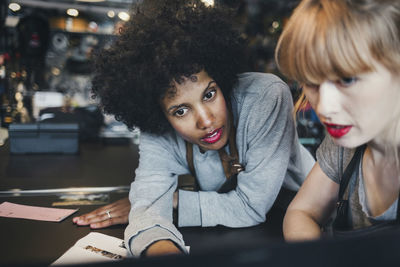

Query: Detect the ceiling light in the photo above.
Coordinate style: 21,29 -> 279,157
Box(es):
9,3 -> 21,12
67,8 -> 79,17
118,11 -> 130,21
201,0 -> 214,7
107,10 -> 115,18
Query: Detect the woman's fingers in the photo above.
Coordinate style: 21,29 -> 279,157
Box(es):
72,205 -> 113,224
72,197 -> 131,227
89,215 -> 129,229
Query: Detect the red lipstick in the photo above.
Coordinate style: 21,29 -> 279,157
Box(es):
324,123 -> 352,138
201,127 -> 223,144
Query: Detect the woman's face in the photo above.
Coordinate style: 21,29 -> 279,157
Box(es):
304,63 -> 400,148
161,70 -> 230,151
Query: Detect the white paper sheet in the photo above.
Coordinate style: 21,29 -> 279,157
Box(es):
52,232 -> 128,265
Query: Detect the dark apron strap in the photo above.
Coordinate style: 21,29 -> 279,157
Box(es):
333,145 -> 365,230
185,140 -> 196,178
338,145 -> 366,201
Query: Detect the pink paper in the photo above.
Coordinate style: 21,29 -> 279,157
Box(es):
0,201 -> 78,222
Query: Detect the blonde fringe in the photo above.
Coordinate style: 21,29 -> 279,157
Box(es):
292,91 -> 309,123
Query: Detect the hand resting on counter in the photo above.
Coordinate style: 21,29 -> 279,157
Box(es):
72,197 -> 130,229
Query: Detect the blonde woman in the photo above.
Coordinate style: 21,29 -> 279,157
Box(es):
275,0 -> 400,241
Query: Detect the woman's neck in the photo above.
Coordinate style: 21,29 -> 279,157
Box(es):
367,141 -> 399,166
368,119 -> 400,164
363,142 -> 400,217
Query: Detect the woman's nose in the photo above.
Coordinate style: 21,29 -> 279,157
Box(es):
316,81 -> 341,119
196,107 -> 214,130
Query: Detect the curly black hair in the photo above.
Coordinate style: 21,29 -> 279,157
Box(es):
92,0 -> 246,134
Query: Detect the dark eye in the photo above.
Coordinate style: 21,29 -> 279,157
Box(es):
203,89 -> 216,101
338,77 -> 357,87
173,107 -> 188,117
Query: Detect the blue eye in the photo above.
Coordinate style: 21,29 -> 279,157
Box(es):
338,77 -> 357,87
203,89 -> 216,101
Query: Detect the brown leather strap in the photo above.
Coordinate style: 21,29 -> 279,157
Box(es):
185,140 -> 196,177
217,123 -> 244,180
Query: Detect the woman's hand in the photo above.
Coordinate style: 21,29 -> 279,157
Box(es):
72,197 -> 131,229
145,240 -> 183,257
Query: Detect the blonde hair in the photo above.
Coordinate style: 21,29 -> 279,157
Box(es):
275,0 -> 400,112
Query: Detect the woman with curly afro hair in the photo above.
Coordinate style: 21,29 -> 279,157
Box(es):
73,0 -> 315,257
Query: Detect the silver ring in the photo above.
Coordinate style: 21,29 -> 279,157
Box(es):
106,210 -> 112,219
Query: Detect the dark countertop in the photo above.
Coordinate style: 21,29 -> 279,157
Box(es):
1,140 -> 400,267
0,140 -> 139,190
0,140 -> 285,266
